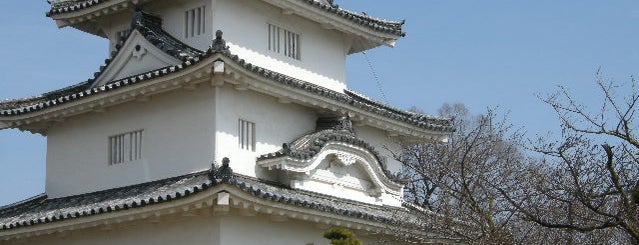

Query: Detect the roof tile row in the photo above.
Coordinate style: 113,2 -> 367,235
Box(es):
0,168 -> 409,231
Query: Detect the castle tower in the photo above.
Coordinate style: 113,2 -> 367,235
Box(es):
0,1 -> 456,244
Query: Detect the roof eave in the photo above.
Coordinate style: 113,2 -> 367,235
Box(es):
0,183 -> 406,241
260,0 -> 404,54
48,0 -> 133,30
48,0 -> 404,54
0,52 -> 450,139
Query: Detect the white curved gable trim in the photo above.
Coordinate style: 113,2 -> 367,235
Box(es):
258,142 -> 403,202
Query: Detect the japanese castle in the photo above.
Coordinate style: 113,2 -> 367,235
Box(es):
0,0 -> 457,244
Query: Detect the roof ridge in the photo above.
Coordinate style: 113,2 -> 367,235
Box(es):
337,7 -> 405,25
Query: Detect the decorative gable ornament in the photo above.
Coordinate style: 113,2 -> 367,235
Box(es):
210,30 -> 230,53
131,44 -> 147,60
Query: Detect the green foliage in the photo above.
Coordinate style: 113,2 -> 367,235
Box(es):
323,228 -> 362,245
632,187 -> 639,205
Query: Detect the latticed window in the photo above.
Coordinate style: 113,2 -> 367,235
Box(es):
109,130 -> 143,165
268,24 -> 300,60
238,119 -> 256,151
185,6 -> 206,38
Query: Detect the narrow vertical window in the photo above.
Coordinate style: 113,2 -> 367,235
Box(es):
201,6 -> 206,34
109,130 -> 143,165
238,119 -> 256,151
116,30 -> 130,41
185,6 -> 206,38
184,10 -> 189,38
268,24 -> 300,60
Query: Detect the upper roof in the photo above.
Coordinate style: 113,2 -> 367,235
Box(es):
0,46 -> 453,131
0,11 -> 452,137
46,0 -> 405,37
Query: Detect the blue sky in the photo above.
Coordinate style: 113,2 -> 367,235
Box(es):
0,0 -> 638,206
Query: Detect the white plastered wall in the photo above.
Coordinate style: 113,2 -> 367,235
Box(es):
99,0 -> 350,91
212,0 -> 349,91
214,85 -> 317,178
45,88 -> 216,198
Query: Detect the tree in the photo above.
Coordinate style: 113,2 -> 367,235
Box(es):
323,228 -> 362,245
399,103 -> 525,243
494,73 -> 639,243
398,73 -> 639,244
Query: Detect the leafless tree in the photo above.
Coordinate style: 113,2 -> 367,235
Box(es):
494,73 -> 639,244
398,73 -> 638,244
398,103 -> 525,244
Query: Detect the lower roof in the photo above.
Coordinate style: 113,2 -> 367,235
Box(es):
0,169 -> 410,231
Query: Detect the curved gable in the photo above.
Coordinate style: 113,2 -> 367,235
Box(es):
258,128 -> 404,206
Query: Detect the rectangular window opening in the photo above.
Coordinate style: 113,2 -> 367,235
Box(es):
238,119 -> 256,152
109,130 -> 143,165
185,6 -> 206,38
268,24 -> 300,60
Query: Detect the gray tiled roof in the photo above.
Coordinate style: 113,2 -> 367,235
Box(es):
0,170 -> 412,231
46,0 -> 405,36
0,11 -> 452,132
47,0 -> 116,16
